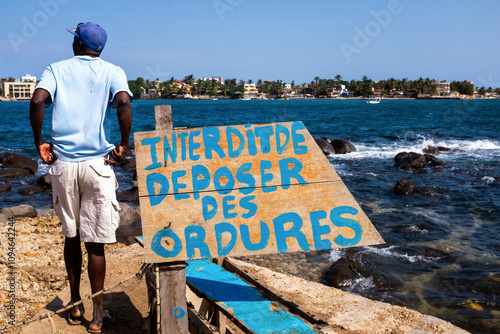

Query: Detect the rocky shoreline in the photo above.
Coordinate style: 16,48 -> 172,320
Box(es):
0,214 -> 129,333
0,145 -> 478,333
0,214 -> 470,334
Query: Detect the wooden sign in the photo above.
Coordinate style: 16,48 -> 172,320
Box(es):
134,121 -> 384,263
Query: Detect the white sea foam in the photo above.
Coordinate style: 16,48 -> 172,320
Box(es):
403,225 -> 429,235
328,249 -> 345,262
349,276 -> 376,291
361,246 -> 438,263
327,138 -> 500,163
328,245 -> 436,265
482,176 -> 496,184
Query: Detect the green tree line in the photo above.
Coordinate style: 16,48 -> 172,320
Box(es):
127,74 -> 495,98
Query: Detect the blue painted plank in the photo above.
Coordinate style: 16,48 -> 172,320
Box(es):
186,259 -> 319,334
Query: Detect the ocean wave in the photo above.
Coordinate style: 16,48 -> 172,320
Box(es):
327,138 -> 500,162
363,246 -> 429,263
329,245 -> 441,264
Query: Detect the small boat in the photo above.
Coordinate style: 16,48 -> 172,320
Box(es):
212,98 -> 218,101
366,97 -> 381,104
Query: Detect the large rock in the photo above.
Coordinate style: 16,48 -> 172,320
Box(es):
17,186 -> 44,196
115,202 -> 142,245
0,204 -> 37,218
394,152 -> 443,171
394,152 -> 427,171
0,153 -> 38,174
422,145 -> 452,154
0,168 -> 31,178
331,139 -> 356,154
314,138 -> 335,156
315,137 -> 357,155
392,179 -> 419,195
392,179 -> 438,196
323,258 -> 357,288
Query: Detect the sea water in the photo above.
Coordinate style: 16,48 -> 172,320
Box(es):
1,99 -> 499,333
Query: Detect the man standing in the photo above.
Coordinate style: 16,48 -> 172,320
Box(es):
29,22 -> 132,332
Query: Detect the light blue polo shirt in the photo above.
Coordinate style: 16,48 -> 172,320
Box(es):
36,56 -> 132,162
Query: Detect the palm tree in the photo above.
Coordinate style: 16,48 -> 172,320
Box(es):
221,84 -> 230,97
183,74 -> 195,86
411,77 -> 424,94
209,80 -> 218,96
269,80 -> 284,96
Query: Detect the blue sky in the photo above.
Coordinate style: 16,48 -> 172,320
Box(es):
1,0 -> 499,87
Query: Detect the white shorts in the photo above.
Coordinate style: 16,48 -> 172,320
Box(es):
49,157 -> 120,243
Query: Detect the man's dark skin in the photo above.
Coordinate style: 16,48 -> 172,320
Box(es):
29,37 -> 132,331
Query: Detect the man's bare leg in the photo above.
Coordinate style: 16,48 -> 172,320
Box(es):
86,242 -> 106,331
64,235 -> 84,318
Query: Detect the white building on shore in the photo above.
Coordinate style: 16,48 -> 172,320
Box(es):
0,75 -> 37,100
20,74 -> 36,82
244,83 -> 259,98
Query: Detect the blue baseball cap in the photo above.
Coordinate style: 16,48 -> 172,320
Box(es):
67,22 -> 107,52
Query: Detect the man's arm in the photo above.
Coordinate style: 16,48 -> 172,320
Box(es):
106,91 -> 132,165
29,88 -> 56,164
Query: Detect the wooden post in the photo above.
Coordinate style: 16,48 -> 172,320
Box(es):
155,105 -> 173,131
158,262 -> 189,334
154,105 -> 189,334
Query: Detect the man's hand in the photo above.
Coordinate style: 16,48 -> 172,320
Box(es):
37,142 -> 56,164
105,145 -> 128,165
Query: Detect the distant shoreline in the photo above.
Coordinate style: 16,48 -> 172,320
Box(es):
127,96 -> 488,101
2,96 -> 496,102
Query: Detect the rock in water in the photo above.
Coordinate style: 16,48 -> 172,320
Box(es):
314,138 -> 335,156
392,179 -> 438,196
0,168 -> 31,178
392,179 -> 419,195
18,186 -> 44,196
0,152 -> 38,174
331,139 -> 356,154
324,258 -> 357,288
423,145 -> 452,154
394,152 -> 445,171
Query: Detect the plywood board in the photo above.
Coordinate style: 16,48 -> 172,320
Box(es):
134,121 -> 384,263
